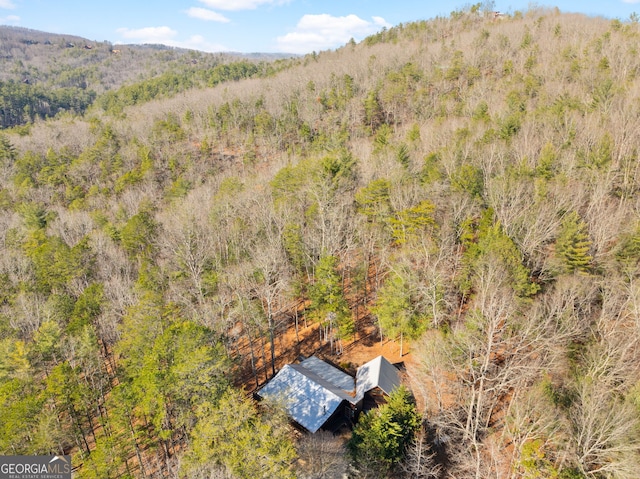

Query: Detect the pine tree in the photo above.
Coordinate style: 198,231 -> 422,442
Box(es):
460,209 -> 539,297
387,200 -> 437,246
308,255 -> 354,340
556,211 -> 592,273
184,389 -> 296,479
615,223 -> 640,270
348,386 -> 420,476
0,135 -> 16,166
355,178 -> 392,221
372,270 -> 423,356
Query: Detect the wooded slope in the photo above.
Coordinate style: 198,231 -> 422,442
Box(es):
2,6 -> 640,478
0,26 -> 292,129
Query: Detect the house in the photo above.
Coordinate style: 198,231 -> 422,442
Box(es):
256,356 -> 356,433
355,355 -> 402,409
256,355 -> 401,433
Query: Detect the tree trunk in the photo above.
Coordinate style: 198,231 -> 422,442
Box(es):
260,335 -> 268,383
246,327 -> 259,389
268,316 -> 276,377
129,415 -> 147,479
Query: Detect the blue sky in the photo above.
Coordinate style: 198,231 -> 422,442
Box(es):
1,1 -> 640,54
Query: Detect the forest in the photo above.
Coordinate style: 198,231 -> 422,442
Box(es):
2,4 -> 640,478
0,26 -> 290,129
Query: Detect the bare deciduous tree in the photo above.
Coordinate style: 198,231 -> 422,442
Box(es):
400,430 -> 441,479
296,431 -> 349,479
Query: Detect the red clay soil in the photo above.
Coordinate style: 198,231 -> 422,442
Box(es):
233,304 -> 413,394
233,258 -> 417,392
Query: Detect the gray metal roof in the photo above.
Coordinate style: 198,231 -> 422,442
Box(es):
355,355 -> 401,403
257,355 -> 401,433
300,356 -> 355,393
256,360 -> 354,433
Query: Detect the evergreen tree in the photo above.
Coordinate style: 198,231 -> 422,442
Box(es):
387,200 -> 437,246
282,222 -> 308,275
120,209 -> 157,260
308,255 -> 354,340
364,89 -> 384,131
372,270 -> 423,356
0,135 -> 16,165
355,178 -> 392,222
348,386 -> 420,476
184,389 -> 296,479
556,211 -> 592,273
615,223 -> 640,271
460,209 -> 539,297
0,378 -> 44,454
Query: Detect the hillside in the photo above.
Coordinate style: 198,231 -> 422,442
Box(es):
2,6 -> 640,478
0,25 -> 292,86
0,26 -> 294,129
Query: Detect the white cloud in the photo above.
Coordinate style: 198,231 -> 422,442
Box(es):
173,34 -> 228,52
0,0 -> 16,9
0,14 -> 18,23
276,14 -> 391,54
116,26 -> 227,52
186,7 -> 230,22
117,26 -> 178,43
198,0 -> 289,11
623,0 -> 640,3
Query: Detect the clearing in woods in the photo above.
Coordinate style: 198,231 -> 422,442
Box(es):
233,299 -> 412,394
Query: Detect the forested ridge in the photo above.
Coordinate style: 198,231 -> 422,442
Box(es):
2,5 -> 640,478
0,26 -> 292,129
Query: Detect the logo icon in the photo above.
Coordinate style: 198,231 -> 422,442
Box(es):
0,455 -> 71,479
